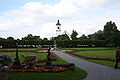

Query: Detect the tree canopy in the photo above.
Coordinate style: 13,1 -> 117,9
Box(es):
22,34 -> 41,40
103,21 -> 120,46
71,29 -> 78,40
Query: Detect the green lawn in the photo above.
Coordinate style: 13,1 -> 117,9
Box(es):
0,48 -> 40,50
0,52 -> 47,63
65,48 -> 119,67
74,56 -> 117,67
75,50 -> 116,59
62,47 -> 112,50
0,52 -> 68,65
0,51 -> 87,80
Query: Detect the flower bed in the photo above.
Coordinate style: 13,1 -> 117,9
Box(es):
9,63 -> 75,72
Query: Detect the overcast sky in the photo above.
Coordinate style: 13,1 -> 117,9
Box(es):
0,0 -> 120,39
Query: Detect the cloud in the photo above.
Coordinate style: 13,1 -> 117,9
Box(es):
74,0 -> 109,7
0,0 -> 120,39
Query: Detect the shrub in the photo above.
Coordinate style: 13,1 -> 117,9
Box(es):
22,54 -> 36,68
0,54 -> 14,66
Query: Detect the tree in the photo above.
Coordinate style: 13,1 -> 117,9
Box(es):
50,33 -> 70,41
71,29 -> 78,40
103,21 -> 120,46
7,37 -> 14,40
43,38 -> 48,40
88,30 -> 105,40
22,34 -> 41,40
88,34 -> 94,40
0,37 -> 5,40
57,34 -> 70,41
94,30 -> 105,40
103,21 -> 118,40
33,36 -> 41,40
79,34 -> 88,40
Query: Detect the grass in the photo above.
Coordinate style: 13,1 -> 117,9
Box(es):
75,56 -> 117,67
0,52 -> 68,65
0,48 -> 40,50
64,48 -> 120,67
62,47 -> 112,50
0,50 -> 87,80
0,52 -> 47,63
75,50 -> 116,59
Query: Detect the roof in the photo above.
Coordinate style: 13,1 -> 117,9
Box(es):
56,20 -> 61,26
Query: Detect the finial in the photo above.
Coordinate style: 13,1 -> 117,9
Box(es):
56,19 -> 61,26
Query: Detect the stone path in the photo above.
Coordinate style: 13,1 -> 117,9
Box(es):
53,50 -> 120,80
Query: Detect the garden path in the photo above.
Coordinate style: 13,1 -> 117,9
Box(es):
53,50 -> 120,80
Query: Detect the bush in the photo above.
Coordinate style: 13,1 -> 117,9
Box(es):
22,54 -> 36,68
0,54 -> 14,66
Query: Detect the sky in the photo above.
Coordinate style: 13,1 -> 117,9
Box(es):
0,0 -> 120,39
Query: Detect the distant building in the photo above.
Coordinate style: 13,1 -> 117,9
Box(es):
56,19 -> 61,36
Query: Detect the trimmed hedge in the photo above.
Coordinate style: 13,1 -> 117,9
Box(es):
0,40 -> 109,48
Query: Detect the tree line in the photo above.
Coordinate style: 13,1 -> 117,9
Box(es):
0,21 -> 120,48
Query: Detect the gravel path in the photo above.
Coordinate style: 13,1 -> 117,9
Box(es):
53,50 -> 120,80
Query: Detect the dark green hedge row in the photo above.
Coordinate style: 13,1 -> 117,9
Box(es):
57,40 -> 107,47
0,40 -> 110,48
0,40 -> 54,48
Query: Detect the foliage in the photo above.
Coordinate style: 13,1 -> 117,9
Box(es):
51,34 -> 70,41
0,39 -> 108,48
13,48 -> 21,67
22,34 -> 41,40
7,37 -> 14,40
43,38 -> 48,40
57,40 -> 106,47
79,34 -> 88,40
22,54 -> 36,67
87,30 -> 105,40
71,29 -> 78,40
46,46 -> 52,65
103,21 -> 120,46
0,54 -> 14,66
95,30 -> 105,40
103,21 -> 118,40
57,34 -> 70,41
91,40 -> 107,47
